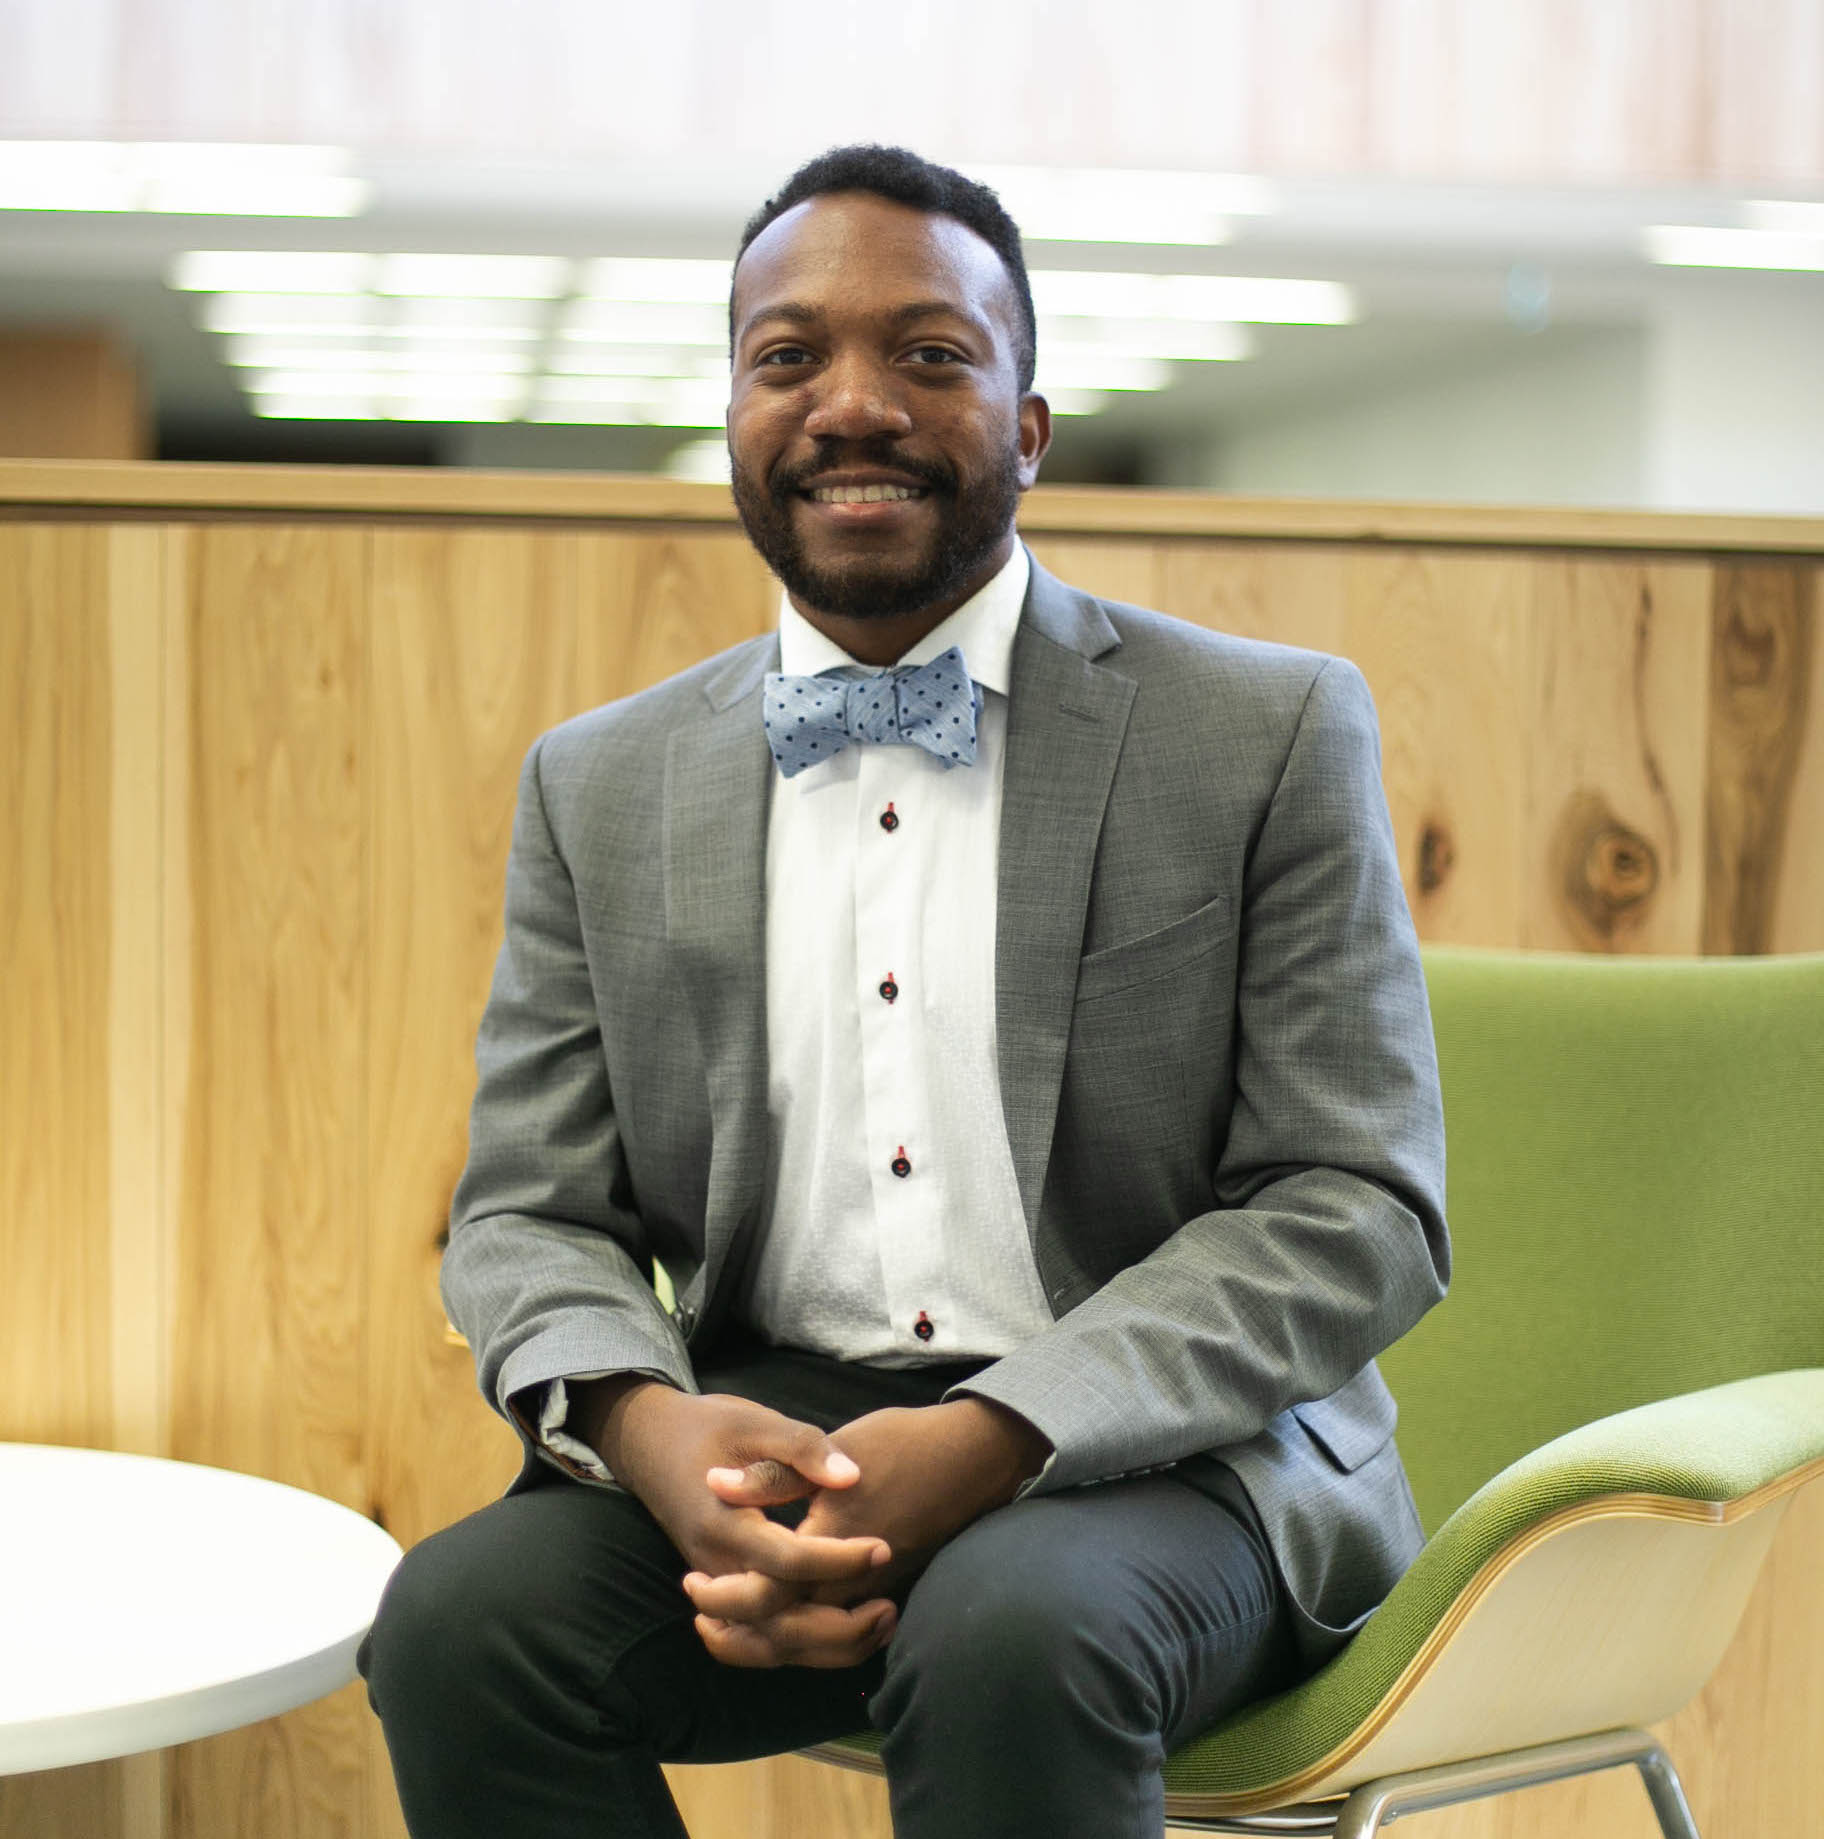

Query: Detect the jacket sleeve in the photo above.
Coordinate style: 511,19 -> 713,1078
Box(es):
441,735 -> 694,1439
953,658 -> 1450,1492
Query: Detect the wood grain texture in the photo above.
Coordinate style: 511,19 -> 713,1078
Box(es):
0,525 -> 114,1449
366,527 -> 583,1557
107,525 -> 176,1465
5,0 -> 1820,186
1336,552 -> 1530,948
1524,560 -> 1711,954
168,525 -> 373,1839
573,529 -> 777,701
1704,563 -> 1818,954
1023,534 -> 1164,611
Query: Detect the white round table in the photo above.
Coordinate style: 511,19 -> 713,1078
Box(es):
0,1442 -> 403,1774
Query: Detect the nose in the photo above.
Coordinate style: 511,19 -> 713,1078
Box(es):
802,351 -> 913,442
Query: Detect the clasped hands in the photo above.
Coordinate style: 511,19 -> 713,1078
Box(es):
586,1379 -> 1049,1670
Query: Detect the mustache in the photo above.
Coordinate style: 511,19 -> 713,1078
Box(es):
770,440 -> 958,500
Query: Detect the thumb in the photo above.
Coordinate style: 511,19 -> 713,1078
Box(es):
705,1457 -> 817,1507
706,1444 -> 861,1507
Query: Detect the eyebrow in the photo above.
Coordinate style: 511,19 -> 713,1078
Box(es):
736,297 -> 991,343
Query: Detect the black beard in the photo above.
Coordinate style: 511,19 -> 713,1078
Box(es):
729,437 -> 1023,622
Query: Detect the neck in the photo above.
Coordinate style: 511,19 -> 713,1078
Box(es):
790,534 -> 1015,666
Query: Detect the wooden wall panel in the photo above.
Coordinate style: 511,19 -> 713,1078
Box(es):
1334,551 -> 1531,947
1521,559 -> 1711,954
1023,534 -> 1164,612
0,525 -> 115,1450
168,526 -> 374,1839
1705,562 -> 1821,954
365,528 -> 579,1560
573,528 -> 776,703
1765,565 -> 1824,952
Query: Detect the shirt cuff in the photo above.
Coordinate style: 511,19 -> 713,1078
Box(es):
537,1374 -> 615,1483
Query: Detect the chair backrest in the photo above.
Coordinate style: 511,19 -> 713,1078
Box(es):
1379,947 -> 1824,1536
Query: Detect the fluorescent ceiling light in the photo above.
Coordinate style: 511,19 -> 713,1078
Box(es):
577,258 -> 733,304
1742,200 -> 1824,236
531,404 -> 727,427
1041,389 -> 1109,417
253,396 -> 380,420
972,165 -> 1275,246
223,338 -> 537,373
201,295 -> 544,340
201,294 -> 376,333
546,346 -> 726,380
0,141 -> 367,215
540,374 -> 726,408
1033,354 -> 1171,393
173,251 -> 374,293
559,300 -> 727,346
0,141 -> 135,211
176,253 -> 569,298
533,377 -> 727,426
1037,317 -> 1253,362
384,400 -> 521,422
1642,224 -> 1824,270
375,254 -> 571,298
1031,270 -> 1356,324
252,369 -> 527,400
387,296 -> 548,334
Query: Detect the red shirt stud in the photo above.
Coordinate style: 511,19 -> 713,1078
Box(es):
890,1146 -> 912,1178
879,802 -> 900,833
879,972 -> 898,1003
913,1311 -> 935,1343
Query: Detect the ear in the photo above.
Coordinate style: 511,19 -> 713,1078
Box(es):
1016,392 -> 1052,489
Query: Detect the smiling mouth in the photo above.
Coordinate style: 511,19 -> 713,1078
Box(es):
804,483 -> 929,505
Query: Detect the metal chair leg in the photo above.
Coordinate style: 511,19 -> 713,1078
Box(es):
1327,1728 -> 1700,1839
1165,1727 -> 1701,1838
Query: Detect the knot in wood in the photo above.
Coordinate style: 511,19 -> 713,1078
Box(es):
1554,790 -> 1659,943
1417,822 -> 1455,895
1722,603 -> 1780,690
1584,825 -> 1657,908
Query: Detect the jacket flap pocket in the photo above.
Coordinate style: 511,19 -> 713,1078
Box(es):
1291,1374 -> 1398,1473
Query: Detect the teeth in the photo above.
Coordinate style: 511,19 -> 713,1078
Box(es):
810,484 -> 920,504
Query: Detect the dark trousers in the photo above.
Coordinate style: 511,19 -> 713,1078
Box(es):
359,1341 -> 1296,1839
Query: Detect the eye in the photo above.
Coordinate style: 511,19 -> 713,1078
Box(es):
905,344 -> 964,366
754,345 -> 817,370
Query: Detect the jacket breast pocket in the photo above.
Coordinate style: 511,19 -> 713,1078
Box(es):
1075,893 -> 1234,1005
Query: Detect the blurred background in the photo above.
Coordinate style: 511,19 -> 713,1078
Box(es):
1,0 -> 1821,511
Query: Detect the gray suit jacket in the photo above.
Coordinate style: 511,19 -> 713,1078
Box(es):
444,553 -> 1450,1666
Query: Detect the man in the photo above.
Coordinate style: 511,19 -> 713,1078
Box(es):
361,145 -> 1449,1839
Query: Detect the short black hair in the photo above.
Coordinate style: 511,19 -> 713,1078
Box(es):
731,143 -> 1037,394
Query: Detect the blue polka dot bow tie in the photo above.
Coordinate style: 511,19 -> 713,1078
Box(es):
762,645 -> 982,779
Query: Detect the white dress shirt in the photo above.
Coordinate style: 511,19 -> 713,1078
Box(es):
742,544 -> 1055,1364
540,547 -> 1053,1468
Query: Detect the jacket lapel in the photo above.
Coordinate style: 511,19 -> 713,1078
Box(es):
664,638 -> 775,1318
998,556 -> 1135,1237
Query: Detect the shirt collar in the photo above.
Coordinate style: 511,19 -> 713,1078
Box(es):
775,544 -> 1029,698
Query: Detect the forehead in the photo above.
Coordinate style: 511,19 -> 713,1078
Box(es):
732,191 -> 1017,337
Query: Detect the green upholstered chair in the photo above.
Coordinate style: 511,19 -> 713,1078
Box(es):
804,946 -> 1824,1837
